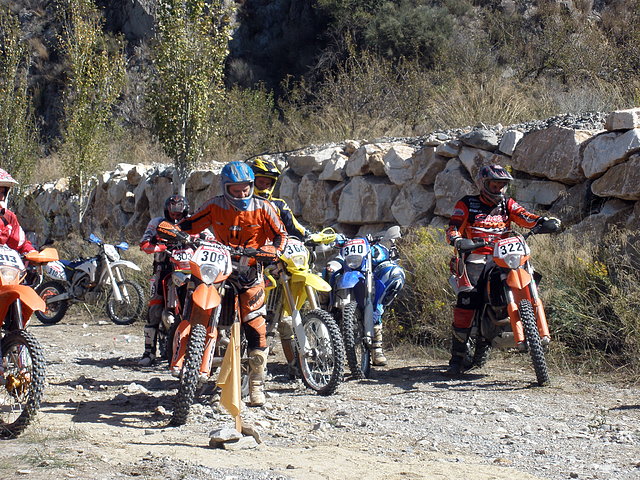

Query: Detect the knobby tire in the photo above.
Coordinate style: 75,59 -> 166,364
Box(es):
35,280 -> 69,325
298,309 -> 344,395
0,330 -> 47,438
171,324 -> 206,426
519,299 -> 550,386
342,301 -> 370,379
106,280 -> 145,325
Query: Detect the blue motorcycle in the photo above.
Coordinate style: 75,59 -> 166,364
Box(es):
326,226 -> 405,378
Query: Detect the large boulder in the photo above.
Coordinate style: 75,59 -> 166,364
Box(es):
383,145 -> 416,186
569,199 -> 635,237
391,183 -> 435,227
298,173 -> 338,226
412,147 -> 448,186
278,170 -> 303,216
581,129 -> 640,179
511,126 -> 593,184
433,158 -> 476,217
287,147 -> 342,177
604,108 -> 640,131
512,179 -> 567,207
591,154 -> 640,201
337,176 -> 399,224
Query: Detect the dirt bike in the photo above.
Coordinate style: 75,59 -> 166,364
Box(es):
0,245 -> 48,438
35,233 -> 145,325
155,222 -> 270,426
22,247 -> 60,289
264,229 -> 345,395
451,218 -> 561,386
326,226 -> 405,379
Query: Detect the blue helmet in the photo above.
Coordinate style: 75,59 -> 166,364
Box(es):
221,161 -> 255,211
374,261 -> 406,306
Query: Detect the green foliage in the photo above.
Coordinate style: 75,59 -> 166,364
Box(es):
57,0 -> 125,197
210,84 -> 281,158
0,6 -> 39,186
148,0 -> 233,188
384,226 -> 454,347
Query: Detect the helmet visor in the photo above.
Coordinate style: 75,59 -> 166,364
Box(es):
167,199 -> 186,214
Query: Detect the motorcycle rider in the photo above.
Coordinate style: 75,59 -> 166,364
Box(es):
179,161 -> 287,406
444,164 -> 560,376
138,194 -> 191,367
0,168 -> 35,255
245,156 -> 309,377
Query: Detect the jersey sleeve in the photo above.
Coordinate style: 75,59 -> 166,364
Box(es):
507,198 -> 540,229
446,199 -> 469,245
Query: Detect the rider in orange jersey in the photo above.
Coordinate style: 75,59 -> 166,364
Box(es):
179,161 -> 287,406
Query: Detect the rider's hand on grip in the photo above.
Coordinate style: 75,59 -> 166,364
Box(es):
255,245 -> 278,263
541,217 -> 562,233
454,238 -> 479,253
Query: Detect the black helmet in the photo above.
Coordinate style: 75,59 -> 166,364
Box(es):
476,164 -> 513,205
245,156 -> 280,198
164,194 -> 189,223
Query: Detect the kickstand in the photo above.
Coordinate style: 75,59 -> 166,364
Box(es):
82,303 -> 95,321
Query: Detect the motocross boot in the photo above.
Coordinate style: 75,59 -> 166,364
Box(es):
443,327 -> 470,376
248,348 -> 268,407
138,326 -> 157,367
472,338 -> 491,368
372,325 -> 388,366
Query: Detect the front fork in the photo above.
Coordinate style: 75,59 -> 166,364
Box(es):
504,268 -> 550,345
280,277 -> 311,355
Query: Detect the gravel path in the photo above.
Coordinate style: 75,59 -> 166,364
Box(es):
3,313 -> 638,480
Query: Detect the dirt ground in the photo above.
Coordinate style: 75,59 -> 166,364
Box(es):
2,309 -> 639,480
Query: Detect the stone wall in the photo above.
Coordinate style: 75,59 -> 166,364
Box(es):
15,108 -> 640,246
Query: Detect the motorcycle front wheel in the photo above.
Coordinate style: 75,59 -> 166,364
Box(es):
105,280 -> 144,325
298,309 -> 345,395
35,280 -> 70,325
171,324 -> 206,426
0,330 -> 47,438
519,299 -> 550,386
342,301 -> 370,379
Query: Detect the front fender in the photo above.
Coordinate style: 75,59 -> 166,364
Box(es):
338,270 -> 364,290
110,260 -> 141,271
290,272 -> 332,292
192,283 -> 221,311
0,286 -> 46,323
506,268 -> 532,291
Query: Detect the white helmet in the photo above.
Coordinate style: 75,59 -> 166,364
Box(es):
0,169 -> 18,210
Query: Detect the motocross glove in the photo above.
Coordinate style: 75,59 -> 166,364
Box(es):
537,216 -> 562,233
454,238 -> 478,253
254,245 -> 279,263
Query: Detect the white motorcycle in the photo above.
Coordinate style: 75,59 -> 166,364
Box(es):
35,233 -> 144,325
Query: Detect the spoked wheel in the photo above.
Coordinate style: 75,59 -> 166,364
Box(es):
297,309 -> 345,395
342,301 -> 370,379
519,299 -> 550,386
35,281 -> 69,325
0,330 -> 47,438
106,280 -> 145,325
171,324 -> 206,426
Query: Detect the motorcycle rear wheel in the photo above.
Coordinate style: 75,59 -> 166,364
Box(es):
520,299 -> 550,386
35,280 -> 69,325
298,309 -> 345,395
171,324 -> 206,426
105,280 -> 144,325
0,330 -> 47,438
342,301 -> 370,379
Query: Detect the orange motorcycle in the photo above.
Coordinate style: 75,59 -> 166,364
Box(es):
156,222 -> 264,426
0,245 -> 55,437
452,218 -> 561,386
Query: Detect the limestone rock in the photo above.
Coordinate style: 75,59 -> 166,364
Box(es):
459,129 -> 499,151
383,145 -> 416,186
287,147 -> 342,177
298,173 -> 338,225
512,179 -> 567,207
511,126 -> 593,184
338,176 -> 399,224
498,130 -> 524,156
591,154 -> 640,200
391,183 -> 435,227
581,129 -> 640,179
604,108 -> 640,131
433,158 -> 477,217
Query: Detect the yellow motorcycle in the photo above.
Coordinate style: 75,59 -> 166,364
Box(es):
264,229 -> 345,395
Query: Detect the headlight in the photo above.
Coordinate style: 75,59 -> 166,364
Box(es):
291,254 -> 306,268
104,244 -> 120,262
0,266 -> 21,284
345,254 -> 364,269
503,254 -> 522,269
200,265 -> 222,284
